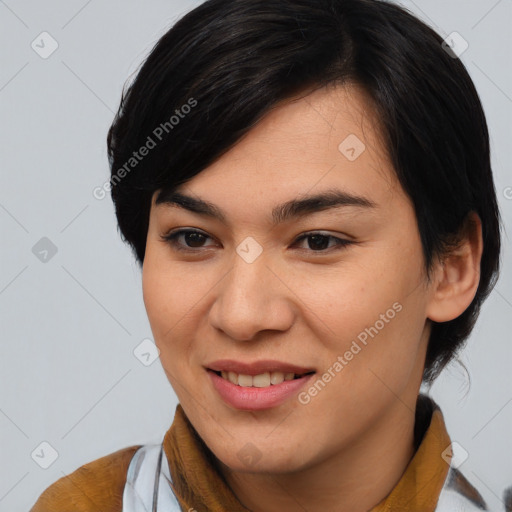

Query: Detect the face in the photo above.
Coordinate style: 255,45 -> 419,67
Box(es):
142,84 -> 435,474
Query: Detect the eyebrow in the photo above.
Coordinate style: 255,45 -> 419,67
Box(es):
155,188 -> 377,225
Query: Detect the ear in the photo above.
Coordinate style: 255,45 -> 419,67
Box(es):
426,212 -> 483,323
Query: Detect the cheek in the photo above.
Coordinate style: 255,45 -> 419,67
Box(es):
142,250 -> 190,359
142,250 -> 215,372
306,253 -> 427,383
142,263 -> 172,332
142,248 -> 202,332
299,258 -> 410,341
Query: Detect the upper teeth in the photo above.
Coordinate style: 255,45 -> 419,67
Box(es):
220,371 -> 296,387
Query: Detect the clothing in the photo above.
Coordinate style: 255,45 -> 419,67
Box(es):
31,395 -> 490,512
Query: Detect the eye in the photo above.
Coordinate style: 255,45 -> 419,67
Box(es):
160,229 -> 353,254
160,229 -> 217,252
292,232 -> 354,252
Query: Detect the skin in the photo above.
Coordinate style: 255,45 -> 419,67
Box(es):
142,83 -> 483,512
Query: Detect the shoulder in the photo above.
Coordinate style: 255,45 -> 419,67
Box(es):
437,467 -> 490,511
30,445 -> 141,512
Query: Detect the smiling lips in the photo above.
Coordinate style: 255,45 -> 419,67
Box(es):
207,359 -> 315,386
206,359 -> 316,409
207,359 -> 315,375
218,370 -> 298,387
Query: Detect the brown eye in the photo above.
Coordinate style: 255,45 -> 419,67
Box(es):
294,233 -> 353,252
161,229 -> 216,252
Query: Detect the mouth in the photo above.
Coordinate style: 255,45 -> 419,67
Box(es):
205,359 -> 316,388
209,369 -> 315,388
206,367 -> 316,410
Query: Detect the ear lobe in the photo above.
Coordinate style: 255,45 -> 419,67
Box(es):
426,212 -> 483,323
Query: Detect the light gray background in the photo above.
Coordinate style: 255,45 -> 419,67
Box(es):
0,1 -> 511,510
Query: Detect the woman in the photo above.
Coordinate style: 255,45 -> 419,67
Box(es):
31,0 -> 502,510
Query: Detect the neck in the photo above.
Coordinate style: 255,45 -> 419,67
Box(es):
216,399 -> 420,512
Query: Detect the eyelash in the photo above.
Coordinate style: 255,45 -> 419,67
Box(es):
160,229 -> 354,255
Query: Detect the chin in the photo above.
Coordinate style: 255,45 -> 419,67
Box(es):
205,433 -> 310,476
215,448 -> 306,475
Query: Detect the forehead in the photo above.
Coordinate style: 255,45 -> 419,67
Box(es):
154,84 -> 401,218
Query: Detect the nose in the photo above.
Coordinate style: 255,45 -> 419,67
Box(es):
208,252 -> 295,341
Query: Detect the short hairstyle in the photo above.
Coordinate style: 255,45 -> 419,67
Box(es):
106,0 -> 501,382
